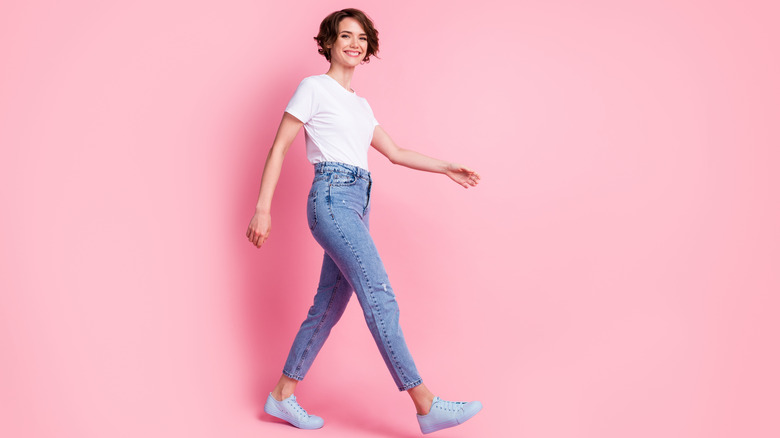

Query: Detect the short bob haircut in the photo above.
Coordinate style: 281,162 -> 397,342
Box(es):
314,8 -> 380,64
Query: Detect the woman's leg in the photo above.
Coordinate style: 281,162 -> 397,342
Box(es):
265,230 -> 350,429
263,176 -> 354,429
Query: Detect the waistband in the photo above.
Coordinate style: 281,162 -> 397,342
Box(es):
314,161 -> 371,181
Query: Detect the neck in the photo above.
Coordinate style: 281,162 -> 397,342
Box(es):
326,63 -> 356,93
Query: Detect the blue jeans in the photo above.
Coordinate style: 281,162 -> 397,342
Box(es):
282,161 -> 423,391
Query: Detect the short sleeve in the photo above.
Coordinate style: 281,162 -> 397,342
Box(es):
285,78 -> 316,124
366,103 -> 380,127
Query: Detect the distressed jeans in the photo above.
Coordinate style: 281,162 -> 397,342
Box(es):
282,161 -> 423,391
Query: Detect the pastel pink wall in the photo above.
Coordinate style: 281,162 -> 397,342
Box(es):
2,1 -> 778,437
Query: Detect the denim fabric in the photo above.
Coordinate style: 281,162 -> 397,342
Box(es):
282,161 -> 423,391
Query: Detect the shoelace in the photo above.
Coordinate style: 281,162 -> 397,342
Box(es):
283,396 -> 311,420
434,398 -> 467,413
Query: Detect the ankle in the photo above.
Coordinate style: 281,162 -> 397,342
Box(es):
271,374 -> 299,401
415,395 -> 435,415
408,384 -> 435,415
271,388 -> 294,401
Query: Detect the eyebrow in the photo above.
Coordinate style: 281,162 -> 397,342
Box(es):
339,30 -> 367,36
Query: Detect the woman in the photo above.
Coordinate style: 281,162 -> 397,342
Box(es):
246,8 -> 482,434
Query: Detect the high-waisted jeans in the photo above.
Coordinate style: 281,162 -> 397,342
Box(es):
282,161 -> 423,391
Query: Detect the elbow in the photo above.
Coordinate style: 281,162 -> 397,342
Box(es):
270,141 -> 291,158
387,148 -> 404,165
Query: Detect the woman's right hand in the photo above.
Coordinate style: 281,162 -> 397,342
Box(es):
246,210 -> 272,248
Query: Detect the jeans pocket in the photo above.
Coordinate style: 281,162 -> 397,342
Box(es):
330,173 -> 357,186
306,190 -> 318,230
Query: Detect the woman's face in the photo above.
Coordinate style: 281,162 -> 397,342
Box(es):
326,17 -> 368,67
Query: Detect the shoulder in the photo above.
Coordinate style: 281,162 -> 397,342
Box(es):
358,95 -> 374,108
297,74 -> 327,88
290,75 -> 329,97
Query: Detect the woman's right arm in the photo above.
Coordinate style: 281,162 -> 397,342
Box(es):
246,112 -> 304,248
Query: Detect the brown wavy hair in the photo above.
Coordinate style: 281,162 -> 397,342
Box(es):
314,8 -> 380,63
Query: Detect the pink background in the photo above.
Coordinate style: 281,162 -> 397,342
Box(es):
2,0 -> 778,437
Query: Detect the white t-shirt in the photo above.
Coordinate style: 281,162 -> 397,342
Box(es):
284,74 -> 380,171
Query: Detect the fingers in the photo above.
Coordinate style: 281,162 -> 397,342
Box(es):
246,227 -> 268,248
462,170 -> 481,188
253,235 -> 268,248
448,168 -> 481,189
458,166 -> 481,181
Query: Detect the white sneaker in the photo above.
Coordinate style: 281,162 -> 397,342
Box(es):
264,393 -> 324,429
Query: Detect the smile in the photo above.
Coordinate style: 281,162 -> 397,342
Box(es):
345,51 -> 361,57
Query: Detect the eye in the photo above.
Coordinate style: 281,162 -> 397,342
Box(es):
360,37 -> 367,41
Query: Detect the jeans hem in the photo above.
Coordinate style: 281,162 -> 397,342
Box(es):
282,370 -> 304,381
399,378 -> 423,392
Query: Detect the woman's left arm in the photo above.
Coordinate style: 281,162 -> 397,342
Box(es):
371,125 -> 481,188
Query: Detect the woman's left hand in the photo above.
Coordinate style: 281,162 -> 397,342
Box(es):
445,163 -> 481,188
